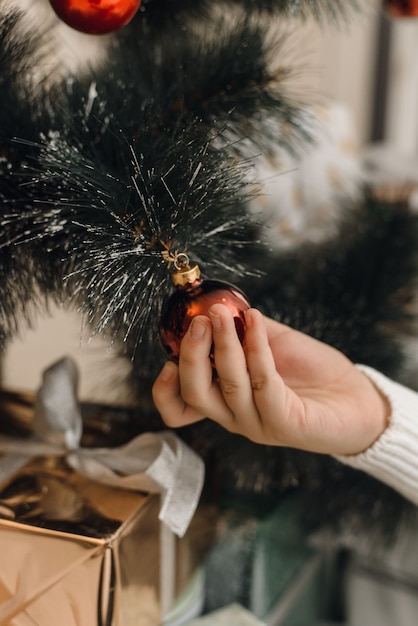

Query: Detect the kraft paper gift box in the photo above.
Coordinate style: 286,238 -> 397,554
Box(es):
0,358 -> 206,626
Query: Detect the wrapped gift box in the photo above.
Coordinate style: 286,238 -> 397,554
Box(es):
0,456 -> 170,626
0,359 -> 209,626
0,455 -> 211,626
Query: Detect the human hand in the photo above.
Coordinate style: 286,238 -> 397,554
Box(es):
152,304 -> 389,455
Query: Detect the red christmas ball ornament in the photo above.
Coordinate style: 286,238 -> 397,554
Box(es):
384,0 -> 418,17
159,255 -> 251,366
49,0 -> 142,35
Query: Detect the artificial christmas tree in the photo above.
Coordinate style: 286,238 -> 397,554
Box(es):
2,0 -> 418,622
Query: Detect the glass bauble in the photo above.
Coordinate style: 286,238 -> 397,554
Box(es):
49,0 -> 142,35
384,0 -> 418,17
160,275 -> 251,365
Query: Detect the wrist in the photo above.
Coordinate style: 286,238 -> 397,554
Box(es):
335,365 -> 418,506
356,372 -> 391,453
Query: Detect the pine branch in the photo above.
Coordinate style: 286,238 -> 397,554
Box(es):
0,12 -> 60,349
3,117 -> 263,370
81,16 -> 313,158
0,2 -> 360,361
138,0 -> 362,24
244,198 -> 418,379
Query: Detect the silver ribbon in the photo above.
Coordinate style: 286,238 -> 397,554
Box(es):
0,357 -> 204,538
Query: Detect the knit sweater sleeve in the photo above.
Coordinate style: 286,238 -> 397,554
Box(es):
335,365 -> 418,506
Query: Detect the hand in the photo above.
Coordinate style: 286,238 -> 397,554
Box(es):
152,304 -> 389,455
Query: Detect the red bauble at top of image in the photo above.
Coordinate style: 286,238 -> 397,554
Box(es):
384,0 -> 418,17
49,0 -> 142,35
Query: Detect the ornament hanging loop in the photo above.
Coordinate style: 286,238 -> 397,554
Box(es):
173,253 -> 190,271
160,247 -> 201,286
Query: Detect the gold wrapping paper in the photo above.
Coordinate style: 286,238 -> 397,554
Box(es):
0,456 -> 169,626
0,360 -> 213,626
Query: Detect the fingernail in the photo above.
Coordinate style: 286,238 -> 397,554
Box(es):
160,361 -> 176,382
209,308 -> 222,331
190,317 -> 207,339
244,308 -> 255,329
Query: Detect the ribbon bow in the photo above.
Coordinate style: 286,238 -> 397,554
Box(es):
0,357 -> 204,538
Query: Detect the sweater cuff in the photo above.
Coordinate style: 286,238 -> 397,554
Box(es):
335,365 -> 418,505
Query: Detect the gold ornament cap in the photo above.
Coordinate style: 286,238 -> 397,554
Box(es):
171,262 -> 201,286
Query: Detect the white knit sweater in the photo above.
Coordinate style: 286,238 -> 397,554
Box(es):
336,365 -> 418,505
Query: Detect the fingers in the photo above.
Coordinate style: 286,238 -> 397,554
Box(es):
244,308 -> 283,398
244,309 -> 298,437
153,305 -> 298,443
154,306 -> 258,433
152,360 -> 205,428
153,313 -> 235,428
208,304 -> 256,426
178,312 -> 237,427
